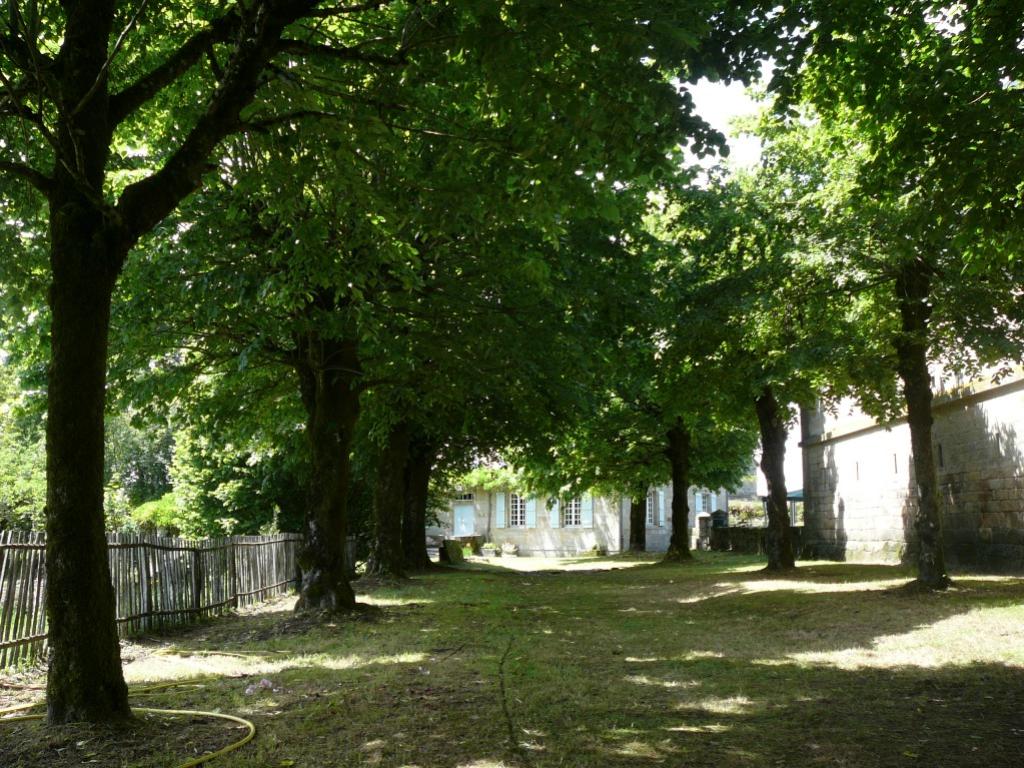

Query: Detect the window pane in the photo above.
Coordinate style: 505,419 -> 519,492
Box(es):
563,498 -> 582,526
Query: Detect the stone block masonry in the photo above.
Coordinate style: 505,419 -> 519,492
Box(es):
801,375 -> 1024,572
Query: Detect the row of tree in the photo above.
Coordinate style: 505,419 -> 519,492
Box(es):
0,0 -> 781,723
0,0 -> 1020,726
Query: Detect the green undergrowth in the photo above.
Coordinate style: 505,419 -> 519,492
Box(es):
3,553 -> 1023,767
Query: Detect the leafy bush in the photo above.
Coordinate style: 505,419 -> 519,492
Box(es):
729,500 -> 766,527
131,492 -> 190,534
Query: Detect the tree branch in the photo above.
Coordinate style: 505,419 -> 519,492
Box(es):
0,159 -> 53,195
0,30 -> 55,72
278,38 -> 405,67
108,10 -> 242,126
306,2 -> 390,17
72,0 -> 154,117
115,1 -> 324,247
241,108 -> 343,132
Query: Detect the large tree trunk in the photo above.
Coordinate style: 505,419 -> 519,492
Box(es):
45,234 -> 131,723
402,438 -> 434,571
44,3 -> 130,724
754,386 -> 796,571
366,422 -> 410,578
895,262 -> 950,590
663,422 -> 693,562
35,0 -> 333,724
294,334 -> 361,611
629,494 -> 647,552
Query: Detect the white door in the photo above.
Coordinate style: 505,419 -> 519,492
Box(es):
454,503 -> 475,537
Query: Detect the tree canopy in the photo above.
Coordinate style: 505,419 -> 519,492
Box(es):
0,0 -> 1020,726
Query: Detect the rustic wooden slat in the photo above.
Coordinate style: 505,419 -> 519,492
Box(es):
0,530 -> 301,668
31,532 -> 46,659
15,540 -> 37,665
236,577 -> 296,599
0,533 -> 22,666
8,539 -> 27,665
0,532 -> 11,667
0,631 -> 47,651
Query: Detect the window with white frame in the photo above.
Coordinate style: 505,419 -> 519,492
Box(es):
562,497 -> 582,527
454,492 -> 474,501
509,493 -> 527,527
646,488 -> 657,526
694,490 -> 713,514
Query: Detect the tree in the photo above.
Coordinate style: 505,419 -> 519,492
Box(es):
0,361 -> 45,530
751,109 -> 1024,588
771,1 -> 1024,268
0,0 -> 425,722
0,1 -> 789,721
662,162 -> 863,571
754,1 -> 1024,587
520,184 -> 760,562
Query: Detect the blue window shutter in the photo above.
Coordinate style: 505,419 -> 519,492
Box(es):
581,494 -> 593,527
695,491 -> 704,513
525,497 -> 537,527
550,498 -> 560,528
495,493 -> 506,528
657,489 -> 666,527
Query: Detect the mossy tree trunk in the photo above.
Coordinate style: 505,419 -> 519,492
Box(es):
45,209 -> 132,724
43,2 -> 130,724
15,0 -> 365,724
293,333 -> 361,611
402,437 -> 435,571
754,386 -> 796,571
366,422 -> 410,579
663,422 -> 694,562
895,261 -> 950,590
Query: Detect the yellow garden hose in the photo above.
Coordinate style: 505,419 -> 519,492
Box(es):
139,706 -> 255,768
0,681 -> 257,768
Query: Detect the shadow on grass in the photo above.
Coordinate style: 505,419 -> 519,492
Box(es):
582,659 -> 1024,768
35,554 -> 1018,768
124,642 -> 1024,768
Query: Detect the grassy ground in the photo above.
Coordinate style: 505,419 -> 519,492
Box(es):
2,553 -> 1023,767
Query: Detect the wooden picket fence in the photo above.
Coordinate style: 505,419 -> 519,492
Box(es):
0,531 -> 302,669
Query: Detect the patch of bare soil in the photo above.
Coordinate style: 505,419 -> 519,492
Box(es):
0,710 -> 244,768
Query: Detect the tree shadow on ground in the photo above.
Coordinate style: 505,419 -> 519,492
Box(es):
5,557 -> 1020,768
578,659 -> 1024,768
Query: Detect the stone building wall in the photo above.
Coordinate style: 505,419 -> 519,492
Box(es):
801,375 -> 1024,571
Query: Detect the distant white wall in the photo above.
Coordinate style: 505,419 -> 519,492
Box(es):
755,426 -> 805,497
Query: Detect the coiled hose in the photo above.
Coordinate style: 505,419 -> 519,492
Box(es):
0,679 -> 256,768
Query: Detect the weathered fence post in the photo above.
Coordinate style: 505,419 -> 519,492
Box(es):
191,544 -> 203,617
229,536 -> 238,608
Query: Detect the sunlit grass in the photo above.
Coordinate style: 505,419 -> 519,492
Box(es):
2,553 -> 1022,767
789,604 -> 1024,669
676,695 -> 757,715
464,553 -> 656,572
359,595 -> 436,607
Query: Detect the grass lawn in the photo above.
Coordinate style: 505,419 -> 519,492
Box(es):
2,552 -> 1023,767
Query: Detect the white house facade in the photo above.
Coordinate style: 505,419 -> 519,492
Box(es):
440,484 -> 729,556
